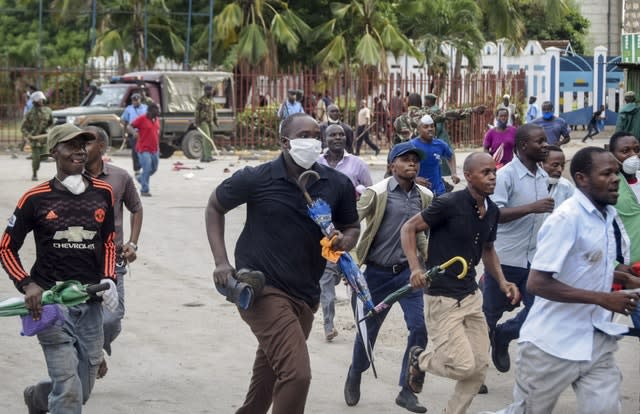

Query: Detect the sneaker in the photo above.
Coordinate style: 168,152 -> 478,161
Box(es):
24,385 -> 46,414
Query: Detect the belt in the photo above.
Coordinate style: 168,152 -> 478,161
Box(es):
366,262 -> 409,274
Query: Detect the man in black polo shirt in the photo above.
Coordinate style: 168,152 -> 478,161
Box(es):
400,152 -> 519,414
205,113 -> 360,414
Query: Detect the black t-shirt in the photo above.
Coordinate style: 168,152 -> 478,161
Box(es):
1,177 -> 116,292
421,188 -> 499,300
216,155 -> 358,306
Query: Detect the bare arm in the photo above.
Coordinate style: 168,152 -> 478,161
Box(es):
448,152 -> 460,184
122,209 -> 143,263
205,191 -> 234,286
528,269 -> 639,315
332,224 -> 360,252
482,243 -> 519,304
401,212 -> 430,289
498,198 -> 555,223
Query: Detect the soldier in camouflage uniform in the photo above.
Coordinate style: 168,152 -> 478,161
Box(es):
195,84 -> 218,163
21,91 -> 53,181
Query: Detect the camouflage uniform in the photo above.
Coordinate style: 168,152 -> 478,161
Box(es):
195,95 -> 218,161
21,105 -> 53,179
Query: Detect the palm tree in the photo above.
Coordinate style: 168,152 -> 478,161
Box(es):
213,0 -> 311,73
313,0 -> 421,99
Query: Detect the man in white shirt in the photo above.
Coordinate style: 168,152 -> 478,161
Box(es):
488,147 -> 638,414
541,145 -> 574,209
355,99 -> 380,156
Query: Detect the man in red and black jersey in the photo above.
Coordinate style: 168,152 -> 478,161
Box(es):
0,123 -> 117,414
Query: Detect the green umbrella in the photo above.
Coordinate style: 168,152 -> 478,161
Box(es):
0,280 -> 108,317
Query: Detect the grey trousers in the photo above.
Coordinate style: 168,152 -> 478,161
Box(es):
103,263 -> 126,355
319,262 -> 341,334
496,331 -> 621,414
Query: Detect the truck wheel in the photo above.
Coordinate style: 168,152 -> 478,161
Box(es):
181,130 -> 203,160
159,143 -> 175,159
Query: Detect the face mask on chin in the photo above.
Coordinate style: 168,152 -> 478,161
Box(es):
497,120 -> 507,129
288,138 -> 322,169
547,177 -> 559,186
57,174 -> 86,195
542,111 -> 554,120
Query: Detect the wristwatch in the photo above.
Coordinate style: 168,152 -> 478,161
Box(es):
126,242 -> 138,251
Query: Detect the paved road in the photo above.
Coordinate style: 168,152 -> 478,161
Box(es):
0,133 -> 639,413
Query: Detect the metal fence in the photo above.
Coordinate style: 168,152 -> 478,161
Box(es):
0,65 -> 525,151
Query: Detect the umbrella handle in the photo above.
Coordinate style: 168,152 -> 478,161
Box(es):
86,282 -> 111,296
296,170 -> 320,205
438,256 -> 468,280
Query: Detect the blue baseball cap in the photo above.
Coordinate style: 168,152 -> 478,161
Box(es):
388,142 -> 426,163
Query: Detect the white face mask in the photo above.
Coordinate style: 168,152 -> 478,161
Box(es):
58,174 -> 86,195
288,138 -> 322,169
622,155 -> 640,175
547,177 -> 559,186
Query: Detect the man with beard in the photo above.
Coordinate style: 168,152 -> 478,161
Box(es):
205,113 -> 359,414
400,152 -> 519,414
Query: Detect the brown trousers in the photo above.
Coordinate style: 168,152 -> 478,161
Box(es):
235,286 -> 315,414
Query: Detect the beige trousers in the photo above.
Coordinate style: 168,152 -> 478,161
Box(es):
419,291 -> 489,414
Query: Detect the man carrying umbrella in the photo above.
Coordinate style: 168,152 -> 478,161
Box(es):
0,123 -> 118,413
344,141 -> 433,413
205,112 -> 359,414
400,152 -> 519,414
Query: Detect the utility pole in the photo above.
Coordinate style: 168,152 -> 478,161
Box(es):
184,0 -> 192,70
207,0 -> 214,70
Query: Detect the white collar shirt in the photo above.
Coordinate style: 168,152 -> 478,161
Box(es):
519,190 -> 617,361
490,156 -> 549,267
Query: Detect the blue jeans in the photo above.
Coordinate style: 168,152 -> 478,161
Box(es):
103,263 -> 126,355
27,302 -> 103,414
350,265 -> 427,387
137,151 -> 159,193
482,264 -> 534,342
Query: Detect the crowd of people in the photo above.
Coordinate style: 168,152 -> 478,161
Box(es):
5,86 -> 640,414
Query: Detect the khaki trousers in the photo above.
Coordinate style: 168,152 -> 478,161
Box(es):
419,291 -> 489,414
235,286 -> 314,414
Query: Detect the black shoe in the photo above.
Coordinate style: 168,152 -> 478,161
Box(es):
490,330 -> 511,373
374,149 -> 380,156
395,388 -> 427,413
140,191 -> 152,197
344,366 -> 361,406
478,383 -> 488,394
24,386 -> 46,414
31,175 -> 37,181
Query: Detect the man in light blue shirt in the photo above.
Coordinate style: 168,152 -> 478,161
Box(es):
483,124 -> 554,374
489,147 -> 636,414
121,93 -> 148,175
277,89 -> 304,121
525,96 -> 539,123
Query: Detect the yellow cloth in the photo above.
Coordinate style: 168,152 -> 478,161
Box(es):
320,236 -> 343,263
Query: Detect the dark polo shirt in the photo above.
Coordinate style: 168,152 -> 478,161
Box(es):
216,154 -> 358,306
421,188 -> 499,300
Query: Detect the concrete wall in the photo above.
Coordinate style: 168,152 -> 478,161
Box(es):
577,0 -> 622,54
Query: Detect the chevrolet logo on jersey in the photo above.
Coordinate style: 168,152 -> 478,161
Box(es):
53,226 -> 97,242
52,226 -> 97,249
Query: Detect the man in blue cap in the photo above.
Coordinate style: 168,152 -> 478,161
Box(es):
344,141 -> 433,413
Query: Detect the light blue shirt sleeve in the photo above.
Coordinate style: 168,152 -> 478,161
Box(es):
491,167 -> 512,208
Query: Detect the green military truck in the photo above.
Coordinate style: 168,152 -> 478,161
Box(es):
52,71 -> 235,159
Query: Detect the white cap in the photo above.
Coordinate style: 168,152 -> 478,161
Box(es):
503,94 -> 510,99
420,114 -> 434,125
31,91 -> 46,102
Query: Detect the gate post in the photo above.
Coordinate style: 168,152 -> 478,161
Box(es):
593,46 -> 608,113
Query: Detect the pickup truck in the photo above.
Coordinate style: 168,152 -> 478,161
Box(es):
52,71 -> 235,159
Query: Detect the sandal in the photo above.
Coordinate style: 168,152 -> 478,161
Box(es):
405,345 -> 425,394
